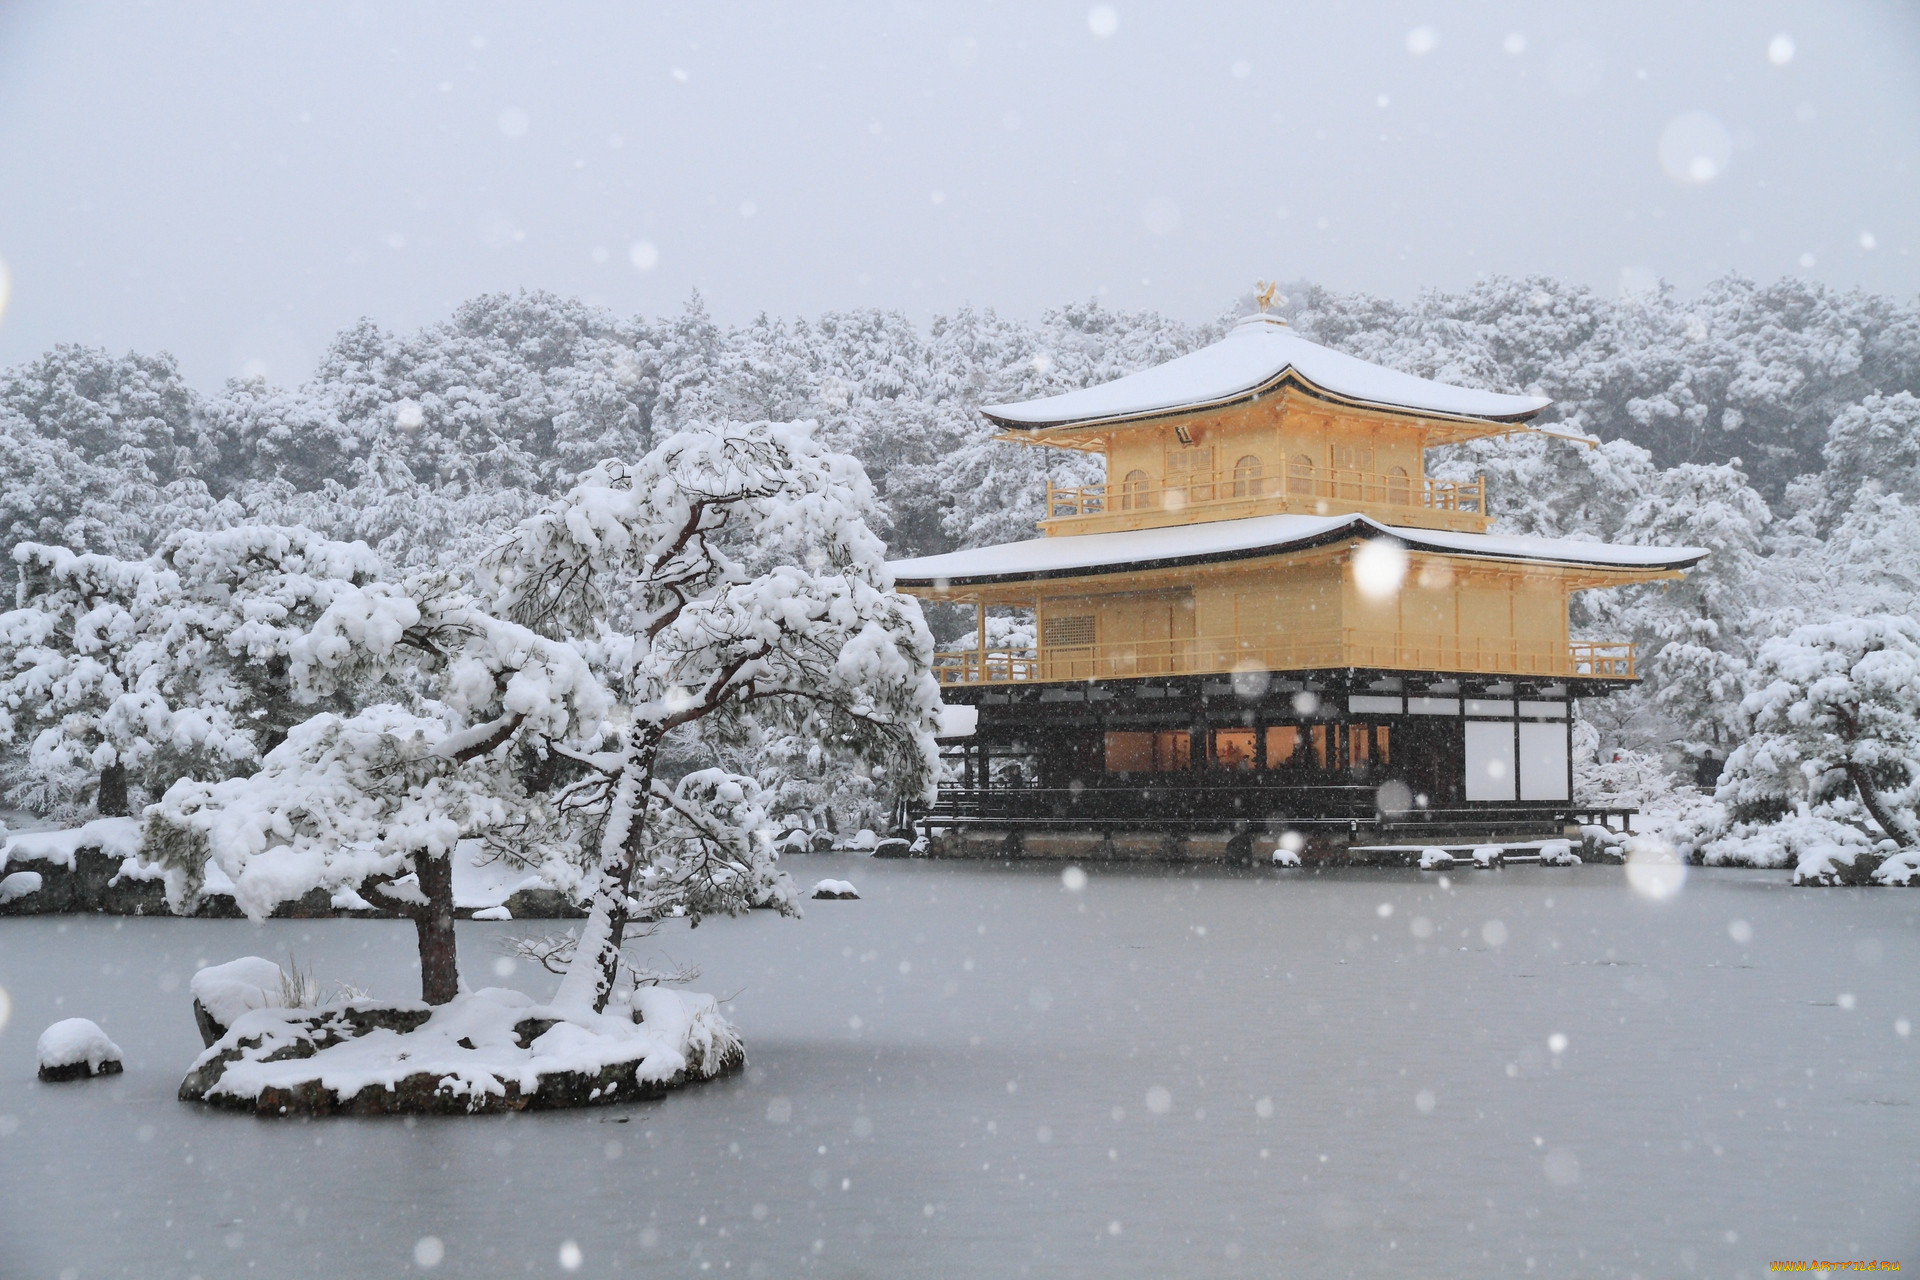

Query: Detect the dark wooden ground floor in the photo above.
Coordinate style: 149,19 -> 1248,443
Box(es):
919,666 -> 1633,836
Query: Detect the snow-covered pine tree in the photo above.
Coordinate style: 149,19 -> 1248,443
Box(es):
479,420 -> 943,1013
1704,614 -> 1920,871
141,576 -> 606,1003
0,527 -> 391,818
1609,461 -> 1772,780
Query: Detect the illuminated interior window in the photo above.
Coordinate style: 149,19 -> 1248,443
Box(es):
1264,725 -> 1301,767
1103,730 -> 1191,772
1119,469 -> 1150,510
1211,728 -> 1256,769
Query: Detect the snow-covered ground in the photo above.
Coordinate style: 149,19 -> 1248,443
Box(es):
1,857 -> 1913,1276
0,822 -> 565,915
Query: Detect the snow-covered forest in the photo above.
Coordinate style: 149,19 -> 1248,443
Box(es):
3,274 -> 1919,873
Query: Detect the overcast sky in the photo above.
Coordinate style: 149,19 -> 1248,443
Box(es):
1,1 -> 1915,390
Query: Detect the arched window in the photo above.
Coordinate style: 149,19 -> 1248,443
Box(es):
1232,455 -> 1264,498
1119,469 -> 1151,510
1386,465 -> 1411,505
1287,453 -> 1316,496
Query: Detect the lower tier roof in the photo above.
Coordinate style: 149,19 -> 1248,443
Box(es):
888,511 -> 1706,588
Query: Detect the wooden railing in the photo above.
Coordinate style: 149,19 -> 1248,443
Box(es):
1043,468 -> 1485,529
931,632 -> 1634,686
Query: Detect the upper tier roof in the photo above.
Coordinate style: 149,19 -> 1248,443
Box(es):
982,313 -> 1552,431
889,511 -> 1706,589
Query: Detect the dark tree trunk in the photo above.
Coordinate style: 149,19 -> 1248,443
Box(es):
1844,761 -> 1916,847
96,762 -> 129,817
413,851 -> 460,1004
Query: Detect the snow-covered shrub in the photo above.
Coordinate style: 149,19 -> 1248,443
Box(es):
1571,720 -> 1721,844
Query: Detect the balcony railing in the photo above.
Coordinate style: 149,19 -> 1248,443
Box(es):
1043,467 -> 1486,531
931,632 -> 1634,686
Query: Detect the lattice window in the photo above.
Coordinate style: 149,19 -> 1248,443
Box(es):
1232,454 -> 1264,498
1041,615 -> 1096,648
1287,453 -> 1316,495
1387,465 -> 1411,505
1166,446 -> 1215,503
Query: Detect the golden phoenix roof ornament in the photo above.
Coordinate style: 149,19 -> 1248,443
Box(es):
1255,280 -> 1281,313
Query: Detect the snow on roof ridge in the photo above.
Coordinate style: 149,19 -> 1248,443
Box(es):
888,511 -> 1706,587
982,317 -> 1551,430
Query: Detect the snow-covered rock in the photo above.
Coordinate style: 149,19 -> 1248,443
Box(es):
1419,848 -> 1455,871
471,905 -> 512,920
190,957 -> 289,1046
811,879 -> 860,900
36,1018 -> 124,1082
1792,845 -> 1887,888
1271,847 -> 1302,868
1472,845 -> 1505,870
179,986 -> 742,1116
0,816 -> 143,873
0,871 -> 42,904
1537,839 -> 1581,867
846,829 -> 879,851
1872,850 -> 1920,886
872,837 -> 912,859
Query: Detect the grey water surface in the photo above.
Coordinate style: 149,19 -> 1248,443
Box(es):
2,859 -> 1914,1278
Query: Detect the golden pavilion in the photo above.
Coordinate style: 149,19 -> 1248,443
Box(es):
887,308 -> 1705,848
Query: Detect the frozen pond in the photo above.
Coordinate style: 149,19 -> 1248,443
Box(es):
2,858 -> 1915,1278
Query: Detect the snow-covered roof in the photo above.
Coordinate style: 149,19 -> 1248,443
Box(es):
983,314 -> 1551,431
889,512 -> 1705,588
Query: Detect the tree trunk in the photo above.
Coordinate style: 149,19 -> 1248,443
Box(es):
413,851 -> 460,1005
1844,761 -> 1917,847
96,761 -> 129,817
553,737 -> 659,1013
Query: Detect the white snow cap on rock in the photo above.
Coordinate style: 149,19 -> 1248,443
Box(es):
811,879 -> 860,900
1537,839 -> 1581,867
37,1018 -> 123,1073
0,870 -> 42,904
1420,848 -> 1455,870
190,957 -> 289,1028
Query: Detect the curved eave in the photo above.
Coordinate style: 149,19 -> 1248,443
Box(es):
892,515 -> 1705,592
981,366 -> 1551,437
